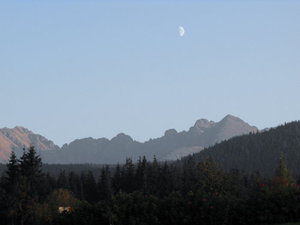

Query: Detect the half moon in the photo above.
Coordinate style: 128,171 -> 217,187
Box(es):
178,26 -> 185,37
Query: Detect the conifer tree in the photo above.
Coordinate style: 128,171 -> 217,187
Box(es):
121,158 -> 135,193
19,146 -> 44,196
20,146 -> 42,173
181,155 -> 197,193
158,162 -> 173,196
68,171 -> 81,199
18,146 -> 44,225
81,171 -> 98,203
98,166 -> 112,200
112,164 -> 121,193
3,151 -> 19,190
196,157 -> 226,195
146,156 -> 159,194
273,153 -> 295,187
2,151 -> 20,225
135,156 -> 147,192
57,171 -> 69,189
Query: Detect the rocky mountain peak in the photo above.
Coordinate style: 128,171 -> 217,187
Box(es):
111,133 -> 133,143
213,115 -> 258,142
164,129 -> 178,137
189,119 -> 215,135
221,114 -> 243,122
194,119 -> 215,129
0,126 -> 59,161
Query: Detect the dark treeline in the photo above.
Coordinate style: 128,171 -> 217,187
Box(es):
43,164 -> 109,178
0,163 -> 111,178
0,164 -> 5,176
1,147 -> 300,225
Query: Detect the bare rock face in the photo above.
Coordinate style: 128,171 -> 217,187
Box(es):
0,126 -> 59,161
164,129 -> 178,137
210,114 -> 258,143
189,119 -> 215,135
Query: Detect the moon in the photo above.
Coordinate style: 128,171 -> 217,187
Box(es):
178,26 -> 185,37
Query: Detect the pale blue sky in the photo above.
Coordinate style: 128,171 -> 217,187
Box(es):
1,1 -> 300,146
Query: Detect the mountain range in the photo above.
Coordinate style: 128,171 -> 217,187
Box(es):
0,115 -> 258,164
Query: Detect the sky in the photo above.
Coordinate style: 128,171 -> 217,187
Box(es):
0,1 -> 300,146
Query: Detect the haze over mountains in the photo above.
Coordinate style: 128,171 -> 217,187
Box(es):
0,115 -> 258,164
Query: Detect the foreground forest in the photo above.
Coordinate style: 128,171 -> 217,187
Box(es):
1,144 -> 300,225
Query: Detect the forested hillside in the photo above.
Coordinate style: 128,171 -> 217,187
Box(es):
1,146 -> 300,225
190,121 -> 300,176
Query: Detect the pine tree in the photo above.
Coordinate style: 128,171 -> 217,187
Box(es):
196,157 -> 226,195
181,155 -> 197,193
2,151 -> 20,225
98,166 -> 112,200
146,156 -> 159,194
3,151 -> 19,190
81,171 -> 98,203
273,153 -> 295,187
135,156 -> 147,192
20,146 -> 43,175
18,146 -> 44,225
158,162 -> 173,197
57,171 -> 69,189
112,164 -> 121,193
121,158 -> 135,193
68,171 -> 81,199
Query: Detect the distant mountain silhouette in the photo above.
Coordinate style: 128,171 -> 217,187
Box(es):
40,114 -> 257,164
0,126 -> 59,161
0,115 -> 257,163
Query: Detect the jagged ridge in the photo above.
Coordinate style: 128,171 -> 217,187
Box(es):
41,114 -> 258,164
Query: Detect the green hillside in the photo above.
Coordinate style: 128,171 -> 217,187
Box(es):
190,121 -> 300,176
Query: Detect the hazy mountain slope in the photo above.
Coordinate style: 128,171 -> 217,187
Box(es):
0,126 -> 59,161
189,121 -> 300,176
196,115 -> 258,146
41,114 -> 258,164
44,134 -> 142,164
